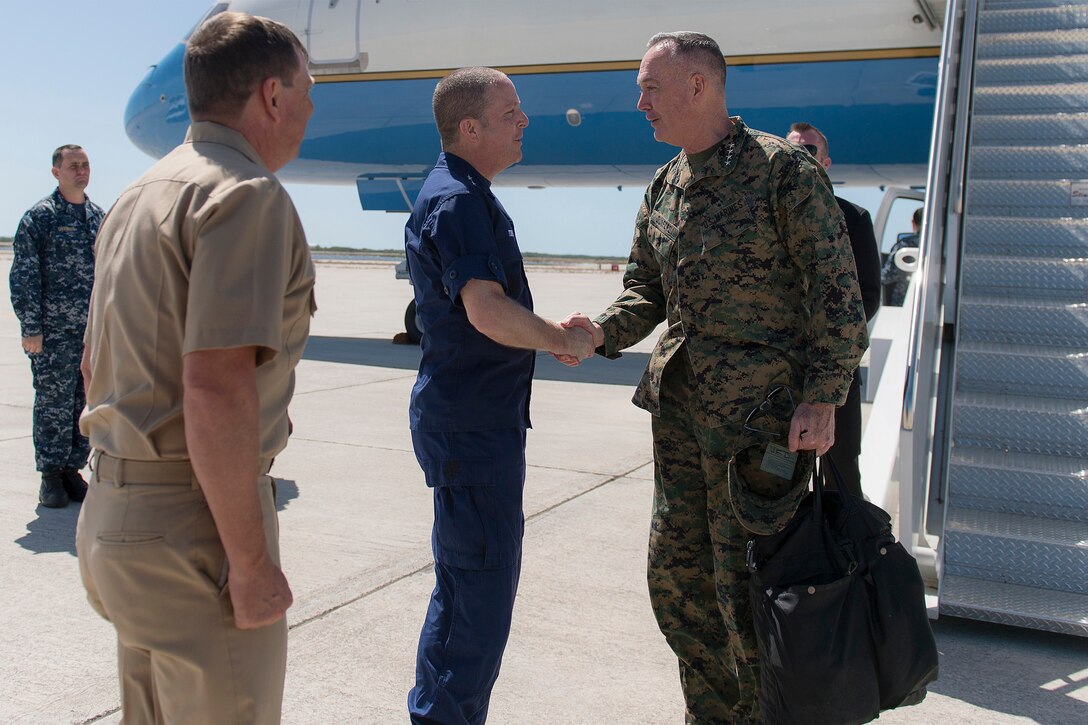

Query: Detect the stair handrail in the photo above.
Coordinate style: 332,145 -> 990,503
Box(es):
898,0 -> 980,553
903,0 -> 977,432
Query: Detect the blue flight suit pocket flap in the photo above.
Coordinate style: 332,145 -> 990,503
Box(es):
420,459 -> 495,488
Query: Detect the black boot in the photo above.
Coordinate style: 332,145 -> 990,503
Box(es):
39,472 -> 69,508
62,469 -> 88,503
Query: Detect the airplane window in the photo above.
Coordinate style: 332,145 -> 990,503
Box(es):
184,3 -> 230,40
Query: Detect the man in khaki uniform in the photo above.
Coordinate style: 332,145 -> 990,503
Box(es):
564,33 -> 868,722
76,12 -> 315,723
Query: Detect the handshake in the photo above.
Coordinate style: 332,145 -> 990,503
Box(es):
550,312 -> 604,367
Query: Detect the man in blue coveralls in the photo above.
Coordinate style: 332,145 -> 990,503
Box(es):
404,67 -> 596,724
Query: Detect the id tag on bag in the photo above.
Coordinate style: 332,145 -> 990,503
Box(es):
760,443 -> 797,480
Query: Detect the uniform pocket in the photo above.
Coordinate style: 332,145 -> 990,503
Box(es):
423,458 -> 526,570
701,197 -> 758,254
432,482 -> 523,571
422,459 -> 497,568
96,532 -> 165,546
420,459 -> 495,489
649,210 -> 679,261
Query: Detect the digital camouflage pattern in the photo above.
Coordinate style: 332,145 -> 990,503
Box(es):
29,339 -> 89,472
595,118 -> 867,722
10,188 -> 102,338
10,187 -> 102,472
596,117 -> 867,427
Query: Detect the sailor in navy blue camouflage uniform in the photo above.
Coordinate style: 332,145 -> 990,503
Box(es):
9,145 -> 103,508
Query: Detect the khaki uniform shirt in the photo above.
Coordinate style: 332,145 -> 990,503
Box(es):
596,118 -> 868,429
81,122 -> 316,461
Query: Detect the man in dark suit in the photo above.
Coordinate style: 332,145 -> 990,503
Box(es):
787,122 -> 881,497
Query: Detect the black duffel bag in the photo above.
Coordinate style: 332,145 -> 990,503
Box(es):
746,456 -> 938,724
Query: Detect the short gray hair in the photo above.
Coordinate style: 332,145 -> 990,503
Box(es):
432,67 -> 508,148
647,32 -> 727,87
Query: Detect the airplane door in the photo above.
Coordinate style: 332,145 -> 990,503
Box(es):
864,187 -> 925,403
308,0 -> 361,65
873,188 -> 925,262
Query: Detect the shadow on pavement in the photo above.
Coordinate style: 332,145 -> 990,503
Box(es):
303,336 -> 420,371
273,477 -> 299,512
15,503 -> 80,556
303,335 -> 648,387
924,616 -> 1088,724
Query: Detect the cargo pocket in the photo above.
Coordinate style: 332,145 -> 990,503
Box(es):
422,459 -> 520,571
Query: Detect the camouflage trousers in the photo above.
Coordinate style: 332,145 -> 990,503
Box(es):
28,336 -> 88,473
649,359 -> 798,724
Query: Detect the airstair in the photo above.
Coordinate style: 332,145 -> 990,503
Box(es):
905,0 -> 1088,636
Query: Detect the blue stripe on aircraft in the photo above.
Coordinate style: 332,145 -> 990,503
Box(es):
125,45 -> 937,190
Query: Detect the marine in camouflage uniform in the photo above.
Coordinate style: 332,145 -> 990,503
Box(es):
580,35 -> 868,723
9,145 -> 103,508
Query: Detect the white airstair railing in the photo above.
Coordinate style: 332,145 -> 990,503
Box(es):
859,300 -> 915,519
898,0 -> 980,573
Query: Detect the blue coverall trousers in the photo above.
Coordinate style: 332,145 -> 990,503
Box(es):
408,428 -> 526,725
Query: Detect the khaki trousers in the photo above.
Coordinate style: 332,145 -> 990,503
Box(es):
76,453 -> 286,725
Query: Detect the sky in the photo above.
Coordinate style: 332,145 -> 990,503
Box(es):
1,1 -> 902,258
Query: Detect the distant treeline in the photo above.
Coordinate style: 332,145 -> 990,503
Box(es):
310,245 -> 623,264
0,239 -> 621,264
311,245 -> 401,255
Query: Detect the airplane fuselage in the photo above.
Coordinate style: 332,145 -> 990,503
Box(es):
124,1 -> 943,210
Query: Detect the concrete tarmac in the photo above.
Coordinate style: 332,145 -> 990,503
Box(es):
1,256 -> 1085,724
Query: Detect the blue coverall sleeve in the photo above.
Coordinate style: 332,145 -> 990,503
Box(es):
425,193 -> 508,304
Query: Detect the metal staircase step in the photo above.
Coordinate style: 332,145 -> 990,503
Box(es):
951,389 -> 1088,456
959,255 -> 1088,301
943,508 -> 1088,592
958,295 -> 1088,347
955,340 -> 1088,396
976,54 -> 1088,83
939,574 -> 1088,636
950,448 -> 1088,520
980,4 -> 1088,33
971,111 -> 1088,144
966,179 -> 1088,216
970,143 -> 1088,178
962,216 -> 1088,257
949,445 -> 1088,520
977,28 -> 1088,57
974,82 -> 1088,113
941,0 -> 1088,640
